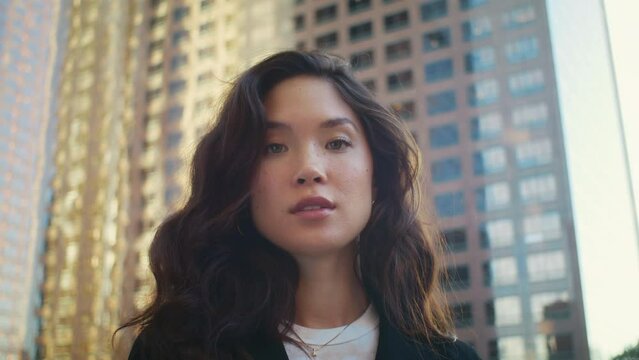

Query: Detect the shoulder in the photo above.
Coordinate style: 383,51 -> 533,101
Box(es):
422,337 -> 481,360
128,334 -> 146,360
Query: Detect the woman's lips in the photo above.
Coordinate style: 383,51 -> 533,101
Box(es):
293,207 -> 334,220
290,196 -> 336,219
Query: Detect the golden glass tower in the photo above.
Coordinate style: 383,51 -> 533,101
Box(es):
41,0 -> 294,358
40,0 -> 144,358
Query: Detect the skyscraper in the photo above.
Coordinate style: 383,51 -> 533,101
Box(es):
0,0 -> 65,358
39,0 -> 294,357
292,0 -> 588,358
39,0 -> 144,357
121,1 -> 293,355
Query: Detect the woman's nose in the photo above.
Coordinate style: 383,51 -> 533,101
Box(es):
293,150 -> 326,185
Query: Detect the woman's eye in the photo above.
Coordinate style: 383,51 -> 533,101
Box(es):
326,139 -> 352,151
265,143 -> 287,154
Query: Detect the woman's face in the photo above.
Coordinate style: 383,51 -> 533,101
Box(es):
250,76 -> 374,258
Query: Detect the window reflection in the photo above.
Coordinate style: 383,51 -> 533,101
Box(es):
527,251 -> 566,282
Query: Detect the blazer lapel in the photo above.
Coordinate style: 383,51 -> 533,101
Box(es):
374,313 -> 424,360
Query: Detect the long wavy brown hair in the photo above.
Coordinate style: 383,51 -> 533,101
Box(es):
117,50 -> 453,359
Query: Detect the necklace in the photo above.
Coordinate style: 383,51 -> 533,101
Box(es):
291,319 -> 356,358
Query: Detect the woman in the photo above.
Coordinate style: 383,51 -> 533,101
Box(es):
121,51 -> 480,359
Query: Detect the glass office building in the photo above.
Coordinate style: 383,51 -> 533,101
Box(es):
0,0 -> 65,358
292,0 -> 589,358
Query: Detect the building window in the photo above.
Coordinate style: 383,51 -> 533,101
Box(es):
495,296 -> 522,326
349,21 -> 373,42
197,71 -> 214,85
435,191 -> 465,218
315,4 -> 337,24
199,21 -> 214,34
468,79 -> 499,107
166,131 -> 183,149
465,47 -> 495,73
528,251 -> 566,282
473,146 -> 506,175
421,0 -> 447,22
445,264 -> 470,290
350,49 -> 374,71
484,257 -> 518,286
389,100 -> 415,121
164,158 -> 182,177
294,15 -> 305,31
443,228 -> 467,252
498,337 -> 526,359
384,10 -> 409,32
523,211 -> 562,244
146,88 -> 162,102
425,58 -> 453,83
512,102 -> 548,129
505,36 -> 539,63
149,39 -> 164,52
362,79 -> 376,92
315,32 -> 338,49
385,39 -> 411,62
476,182 -> 510,212
429,123 -> 459,148
164,185 -> 181,204
462,17 -> 492,41
423,28 -> 451,52
519,174 -> 557,203
172,30 -> 189,46
503,4 -> 536,29
509,69 -> 544,97
150,15 -> 167,29
168,79 -> 186,95
198,46 -> 214,59
530,291 -> 570,322
148,62 -> 163,75
427,90 -> 457,115
485,301 -> 495,326
480,218 -> 514,248
431,157 -> 462,183
173,6 -> 189,22
387,70 -> 413,92
166,106 -> 183,123
452,303 -> 473,328
170,54 -> 188,70
488,339 -> 499,359
515,138 -> 552,168
470,112 -> 502,140
545,334 -> 575,359
296,41 -> 306,51
460,0 -> 487,11
348,0 -> 371,13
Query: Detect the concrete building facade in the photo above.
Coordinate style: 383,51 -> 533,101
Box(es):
291,0 -> 589,358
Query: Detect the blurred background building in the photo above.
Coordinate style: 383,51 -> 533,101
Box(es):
0,0 -> 65,358
0,0 -> 637,359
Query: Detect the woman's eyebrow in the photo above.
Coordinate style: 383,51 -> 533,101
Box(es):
265,117 -> 359,132
320,117 -> 359,132
265,120 -> 291,130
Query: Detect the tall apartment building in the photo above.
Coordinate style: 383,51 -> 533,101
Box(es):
0,0 -> 65,358
292,0 -> 588,359
39,0 -> 293,357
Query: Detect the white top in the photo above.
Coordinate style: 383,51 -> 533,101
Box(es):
282,304 -> 380,360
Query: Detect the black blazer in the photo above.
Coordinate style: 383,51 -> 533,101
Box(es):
129,312 -> 481,360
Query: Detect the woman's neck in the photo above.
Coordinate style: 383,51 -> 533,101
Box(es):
293,244 -> 369,328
